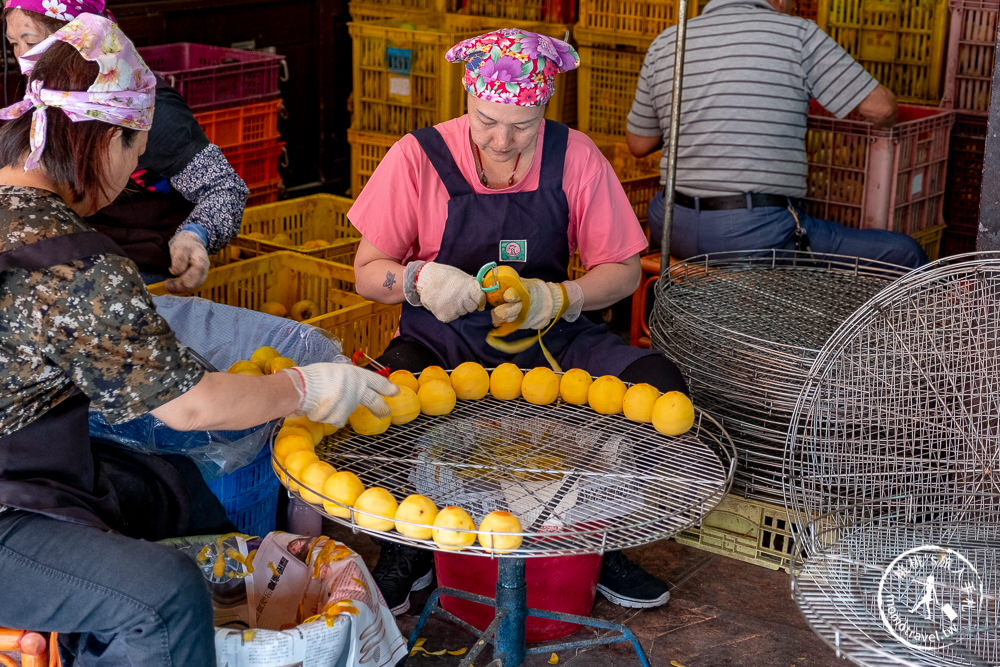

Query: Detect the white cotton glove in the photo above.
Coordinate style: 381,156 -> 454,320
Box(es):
403,260 -> 486,323
491,279 -> 585,330
283,363 -> 400,427
165,231 -> 211,293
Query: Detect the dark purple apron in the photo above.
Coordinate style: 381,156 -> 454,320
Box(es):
399,120 -> 657,376
0,231 -> 228,538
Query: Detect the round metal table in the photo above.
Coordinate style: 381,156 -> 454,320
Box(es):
275,392 -> 736,666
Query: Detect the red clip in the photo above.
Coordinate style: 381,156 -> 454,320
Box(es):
352,349 -> 391,377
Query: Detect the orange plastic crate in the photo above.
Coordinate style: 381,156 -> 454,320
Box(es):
194,99 -> 282,150
245,181 -> 282,208
575,31 -> 647,140
817,0 -> 950,104
943,0 -> 999,113
223,140 -> 284,190
577,0 -> 695,42
805,104 -> 954,235
149,252 -> 400,359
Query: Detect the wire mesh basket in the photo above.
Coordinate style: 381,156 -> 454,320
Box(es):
784,252 -> 1000,665
648,250 -> 910,500
275,378 -> 737,558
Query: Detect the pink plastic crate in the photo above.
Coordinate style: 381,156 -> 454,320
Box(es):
943,0 -> 999,113
138,43 -> 285,111
805,103 -> 954,234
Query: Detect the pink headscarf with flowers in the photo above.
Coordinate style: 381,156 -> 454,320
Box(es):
5,0 -> 107,21
0,13 -> 155,171
445,29 -> 579,107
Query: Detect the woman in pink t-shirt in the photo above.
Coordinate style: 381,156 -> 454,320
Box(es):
349,29 -> 690,619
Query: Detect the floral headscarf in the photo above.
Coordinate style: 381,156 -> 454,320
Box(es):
5,0 -> 106,22
0,13 -> 155,171
445,29 -> 580,107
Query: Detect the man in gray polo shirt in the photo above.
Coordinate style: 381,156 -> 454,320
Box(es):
626,0 -> 927,268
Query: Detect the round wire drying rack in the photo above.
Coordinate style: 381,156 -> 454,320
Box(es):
648,249 -> 909,500
784,253 -> 1000,665
273,386 -> 737,559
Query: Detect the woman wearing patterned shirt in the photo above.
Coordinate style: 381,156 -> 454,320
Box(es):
0,17 -> 396,664
4,0 -> 249,292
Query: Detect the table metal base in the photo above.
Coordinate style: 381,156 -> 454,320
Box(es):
406,558 -> 651,667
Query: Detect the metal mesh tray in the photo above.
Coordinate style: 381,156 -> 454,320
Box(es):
275,393 -> 736,558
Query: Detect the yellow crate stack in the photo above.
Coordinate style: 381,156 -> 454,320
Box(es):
818,0 -> 950,104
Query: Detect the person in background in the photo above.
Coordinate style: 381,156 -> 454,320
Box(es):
626,0 -> 928,268
3,0 -> 249,291
350,28 -> 688,616
0,15 -> 396,664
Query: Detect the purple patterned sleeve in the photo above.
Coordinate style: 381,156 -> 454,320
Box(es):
168,144 -> 250,254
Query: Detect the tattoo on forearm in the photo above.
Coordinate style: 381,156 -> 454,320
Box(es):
383,271 -> 397,290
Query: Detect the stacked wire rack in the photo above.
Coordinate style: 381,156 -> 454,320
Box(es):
784,252 -> 1000,665
648,250 -> 910,500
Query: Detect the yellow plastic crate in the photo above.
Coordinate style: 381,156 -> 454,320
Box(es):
349,18 -> 489,135
621,174 -> 661,235
577,0 -> 695,43
596,140 -> 660,181
818,0 -> 950,104
349,1 -> 440,22
575,32 -> 647,140
456,0 -> 575,22
229,194 -> 360,264
149,252 -> 400,359
911,223 -> 945,260
348,129 -> 401,197
674,494 -> 807,572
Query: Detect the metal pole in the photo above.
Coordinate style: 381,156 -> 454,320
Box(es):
493,558 -> 527,666
660,0 -> 691,271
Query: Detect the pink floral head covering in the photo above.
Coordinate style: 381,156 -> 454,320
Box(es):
445,29 -> 579,107
0,13 -> 155,171
5,0 -> 107,21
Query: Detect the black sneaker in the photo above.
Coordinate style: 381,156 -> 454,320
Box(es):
596,550 -> 671,609
371,540 -> 434,616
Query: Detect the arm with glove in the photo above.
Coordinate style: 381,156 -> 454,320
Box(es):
489,256 -> 640,332
353,239 -> 486,323
151,363 -> 399,430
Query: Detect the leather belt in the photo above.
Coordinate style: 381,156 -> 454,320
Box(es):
674,191 -> 797,211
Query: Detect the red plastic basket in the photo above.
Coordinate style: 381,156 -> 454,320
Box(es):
222,140 -> 285,190
138,43 -> 285,112
194,99 -> 282,150
943,0 -> 999,113
246,180 -> 282,208
804,103 -> 954,234
944,113 -> 987,234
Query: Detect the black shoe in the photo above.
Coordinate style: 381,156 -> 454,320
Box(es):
371,540 -> 434,616
596,550 -> 671,609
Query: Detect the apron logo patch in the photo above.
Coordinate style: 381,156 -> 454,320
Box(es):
499,240 -> 526,262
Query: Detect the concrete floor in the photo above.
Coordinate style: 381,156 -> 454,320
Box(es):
322,520 -> 844,667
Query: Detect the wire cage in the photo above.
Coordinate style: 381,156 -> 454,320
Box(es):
784,252 -> 1000,665
275,378 -> 737,558
648,250 -> 910,500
